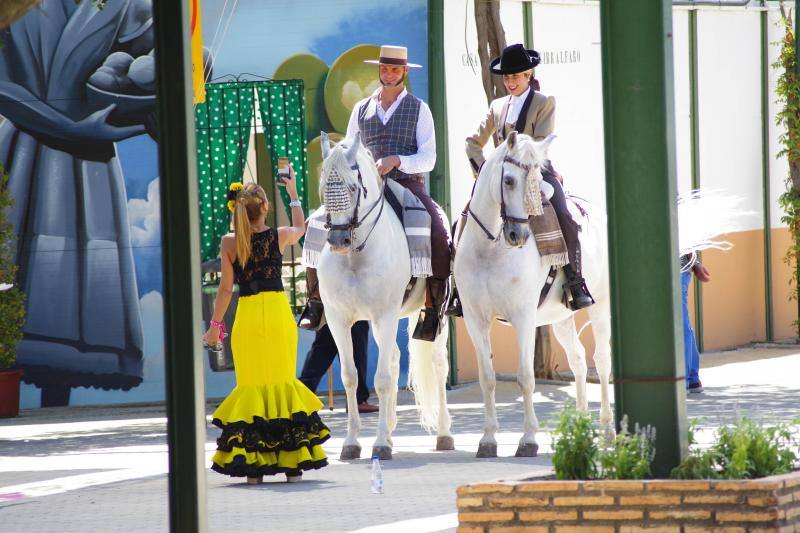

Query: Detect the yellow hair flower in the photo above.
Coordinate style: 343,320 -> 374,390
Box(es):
226,182 -> 244,213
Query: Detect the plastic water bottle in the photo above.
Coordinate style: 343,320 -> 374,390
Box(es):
370,455 -> 384,494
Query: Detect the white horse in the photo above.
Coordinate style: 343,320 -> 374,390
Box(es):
454,131 -> 613,458
316,132 -> 453,460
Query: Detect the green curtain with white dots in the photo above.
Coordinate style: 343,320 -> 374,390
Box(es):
195,80 -> 307,262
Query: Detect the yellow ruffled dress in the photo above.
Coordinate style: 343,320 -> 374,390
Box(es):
211,228 -> 330,478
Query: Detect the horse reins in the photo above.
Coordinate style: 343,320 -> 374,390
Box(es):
324,164 -> 386,252
467,154 -> 532,242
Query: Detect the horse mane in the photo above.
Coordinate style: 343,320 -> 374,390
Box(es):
510,134 -> 544,171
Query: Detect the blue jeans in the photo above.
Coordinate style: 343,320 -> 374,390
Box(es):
681,271 -> 701,387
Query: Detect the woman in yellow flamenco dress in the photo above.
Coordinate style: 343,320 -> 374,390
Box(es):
202,172 -> 329,483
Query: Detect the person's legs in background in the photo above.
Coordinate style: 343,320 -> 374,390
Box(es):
351,321 -> 375,408
298,321 -> 378,412
298,325 -> 338,393
681,270 -> 703,393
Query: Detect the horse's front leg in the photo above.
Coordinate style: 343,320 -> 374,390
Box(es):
551,317 -> 588,411
370,313 -> 400,460
463,309 -> 498,458
327,315 -> 362,460
589,302 -> 615,442
515,317 -> 539,457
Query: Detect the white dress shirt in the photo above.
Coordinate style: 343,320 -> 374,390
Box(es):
346,87 -> 436,175
504,87 -> 531,126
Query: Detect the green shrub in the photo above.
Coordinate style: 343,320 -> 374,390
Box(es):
551,405 -> 599,480
671,417 -> 799,480
599,416 -> 656,480
0,164 -> 26,370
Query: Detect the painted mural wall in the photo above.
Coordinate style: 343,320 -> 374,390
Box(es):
2,0 -> 429,409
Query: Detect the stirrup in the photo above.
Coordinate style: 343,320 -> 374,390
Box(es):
298,299 -> 324,331
444,286 -> 462,317
562,280 -> 594,311
412,307 -> 441,341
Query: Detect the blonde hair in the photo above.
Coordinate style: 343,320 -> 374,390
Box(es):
233,183 -> 269,267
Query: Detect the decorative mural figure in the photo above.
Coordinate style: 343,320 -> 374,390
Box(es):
0,0 -> 155,406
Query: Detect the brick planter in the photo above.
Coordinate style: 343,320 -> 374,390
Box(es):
457,471 -> 800,532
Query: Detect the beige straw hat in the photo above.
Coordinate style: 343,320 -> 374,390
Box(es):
364,45 -> 422,68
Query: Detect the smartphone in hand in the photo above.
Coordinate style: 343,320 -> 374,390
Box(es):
277,157 -> 290,182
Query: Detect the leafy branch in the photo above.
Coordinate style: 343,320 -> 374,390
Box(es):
775,3 -> 800,335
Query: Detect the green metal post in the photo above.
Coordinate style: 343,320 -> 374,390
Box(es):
523,2 -> 534,49
688,10 -> 704,352
153,0 -> 208,530
762,1 -> 774,341
428,0 -> 457,386
600,0 -> 687,476
796,0 -> 800,81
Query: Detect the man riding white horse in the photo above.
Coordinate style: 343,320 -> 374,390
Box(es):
300,45 -> 450,341
456,43 -> 594,312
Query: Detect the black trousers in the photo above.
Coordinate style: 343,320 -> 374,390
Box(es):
543,164 -> 581,274
299,321 -> 370,404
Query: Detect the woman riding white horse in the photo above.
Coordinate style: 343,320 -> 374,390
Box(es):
454,130 -> 614,458
316,133 -> 453,460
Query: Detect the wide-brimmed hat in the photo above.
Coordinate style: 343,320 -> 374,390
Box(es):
364,45 -> 422,68
490,43 -> 540,75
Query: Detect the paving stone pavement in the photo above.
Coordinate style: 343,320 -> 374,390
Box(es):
1,346 -> 798,532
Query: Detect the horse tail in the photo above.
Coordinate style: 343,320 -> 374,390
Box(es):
407,315 -> 448,432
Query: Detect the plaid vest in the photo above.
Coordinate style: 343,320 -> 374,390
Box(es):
358,93 -> 423,182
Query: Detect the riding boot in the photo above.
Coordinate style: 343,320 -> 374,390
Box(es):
413,278 -> 448,341
298,267 -> 325,331
563,264 -> 594,310
444,273 -> 463,317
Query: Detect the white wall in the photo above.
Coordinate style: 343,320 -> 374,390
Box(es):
696,9 -> 764,232
768,5 -> 792,229
529,1 -> 606,210
673,9 -> 693,195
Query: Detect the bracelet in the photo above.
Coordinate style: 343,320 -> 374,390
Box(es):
289,199 -> 302,208
210,319 -> 227,341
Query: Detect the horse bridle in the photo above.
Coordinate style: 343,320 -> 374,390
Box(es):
468,154 -> 533,241
324,163 -> 386,252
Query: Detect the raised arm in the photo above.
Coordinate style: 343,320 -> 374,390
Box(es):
277,163 -> 305,252
0,81 -> 145,143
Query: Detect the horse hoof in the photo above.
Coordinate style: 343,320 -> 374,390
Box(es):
436,436 -> 455,451
340,445 -> 362,460
371,446 -> 393,460
476,443 -> 497,458
515,442 -> 539,457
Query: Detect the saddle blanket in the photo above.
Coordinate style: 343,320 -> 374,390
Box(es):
531,201 -> 569,268
302,180 -> 433,277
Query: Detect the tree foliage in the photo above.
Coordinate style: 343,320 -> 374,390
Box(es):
0,165 -> 26,370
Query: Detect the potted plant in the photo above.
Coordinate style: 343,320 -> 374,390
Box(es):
0,165 -> 26,417
457,407 -> 800,531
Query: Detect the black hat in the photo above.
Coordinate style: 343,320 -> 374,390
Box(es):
490,43 -> 541,75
